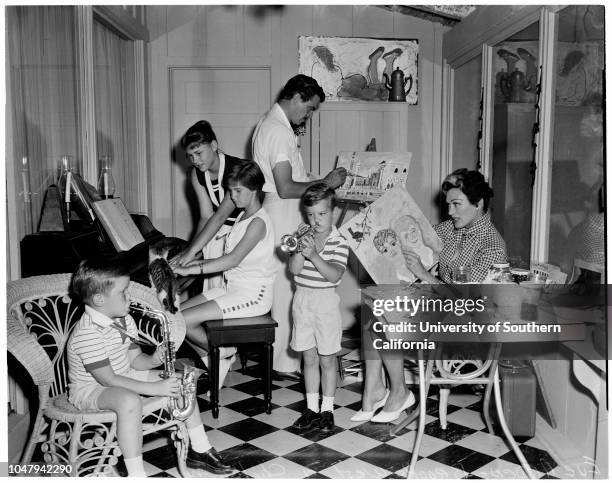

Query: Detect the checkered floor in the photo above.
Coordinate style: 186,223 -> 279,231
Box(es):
141,346 -> 562,479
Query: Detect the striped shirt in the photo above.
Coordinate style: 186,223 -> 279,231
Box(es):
294,227 -> 349,289
434,213 -> 507,283
67,306 -> 139,385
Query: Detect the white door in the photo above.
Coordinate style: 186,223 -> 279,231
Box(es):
170,67 -> 270,239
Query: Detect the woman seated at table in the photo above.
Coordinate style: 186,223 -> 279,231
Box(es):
353,168 -> 507,423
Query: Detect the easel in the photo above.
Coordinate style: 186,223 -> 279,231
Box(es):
335,137 -> 378,227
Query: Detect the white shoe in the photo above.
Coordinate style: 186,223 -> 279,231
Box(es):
370,391 -> 415,423
350,390 -> 390,422
218,346 -> 237,359
214,353 -> 237,390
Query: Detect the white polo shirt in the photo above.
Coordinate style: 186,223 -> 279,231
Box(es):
252,103 -> 309,194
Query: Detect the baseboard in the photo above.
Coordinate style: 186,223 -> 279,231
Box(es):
534,413 -> 605,479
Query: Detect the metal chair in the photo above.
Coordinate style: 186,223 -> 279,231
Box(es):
7,273 -> 191,477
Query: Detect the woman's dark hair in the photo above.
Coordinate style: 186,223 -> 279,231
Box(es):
226,160 -> 265,191
302,181 -> 336,207
441,168 -> 494,212
181,120 -> 217,150
278,74 -> 325,103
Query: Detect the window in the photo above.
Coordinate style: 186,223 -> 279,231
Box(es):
7,6 -> 81,235
547,5 -> 604,277
93,18 -> 139,210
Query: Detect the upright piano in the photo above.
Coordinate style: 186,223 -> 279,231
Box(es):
20,209 -> 185,286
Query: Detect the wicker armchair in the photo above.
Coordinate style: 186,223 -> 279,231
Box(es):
7,273 -> 191,477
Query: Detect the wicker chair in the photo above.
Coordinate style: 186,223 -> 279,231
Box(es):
7,273 -> 192,477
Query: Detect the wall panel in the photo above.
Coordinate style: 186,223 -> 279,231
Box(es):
147,5 -> 449,328
312,5 -> 353,36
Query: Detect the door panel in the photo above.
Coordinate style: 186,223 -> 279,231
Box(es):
170,67 -> 270,239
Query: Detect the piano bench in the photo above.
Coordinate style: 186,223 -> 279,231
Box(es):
203,314 -> 277,419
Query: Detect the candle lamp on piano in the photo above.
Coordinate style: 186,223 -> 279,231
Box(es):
97,155 -> 116,199
21,158 -> 188,289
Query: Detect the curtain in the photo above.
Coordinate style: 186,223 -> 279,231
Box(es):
93,19 -> 138,211
8,6 -> 80,235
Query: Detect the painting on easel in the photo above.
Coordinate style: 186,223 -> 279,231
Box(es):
335,151 -> 412,202
339,186 -> 442,284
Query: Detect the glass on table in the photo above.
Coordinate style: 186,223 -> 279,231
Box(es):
452,265 -> 471,284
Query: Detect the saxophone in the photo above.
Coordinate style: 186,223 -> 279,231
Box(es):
130,305 -> 197,421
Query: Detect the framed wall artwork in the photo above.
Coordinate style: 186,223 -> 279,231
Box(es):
298,36 -> 418,103
339,186 -> 442,284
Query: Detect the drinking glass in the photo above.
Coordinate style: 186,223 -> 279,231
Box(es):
452,266 -> 470,284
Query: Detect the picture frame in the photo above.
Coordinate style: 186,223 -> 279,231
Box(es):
298,35 -> 418,103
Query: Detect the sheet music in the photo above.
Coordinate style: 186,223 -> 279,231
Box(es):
92,198 -> 144,251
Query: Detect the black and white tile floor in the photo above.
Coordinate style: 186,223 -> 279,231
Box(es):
142,344 -> 563,479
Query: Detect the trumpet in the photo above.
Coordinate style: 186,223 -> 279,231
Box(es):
129,304 -> 197,421
280,225 -> 314,253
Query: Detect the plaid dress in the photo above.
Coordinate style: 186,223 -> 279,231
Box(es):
434,214 -> 507,283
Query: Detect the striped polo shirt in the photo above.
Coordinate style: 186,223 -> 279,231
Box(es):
294,226 -> 349,289
68,306 -> 139,385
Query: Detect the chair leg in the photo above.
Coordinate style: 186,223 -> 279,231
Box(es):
238,346 -> 249,371
68,419 -> 84,476
21,406 -> 46,464
90,422 -> 121,476
439,386 -> 450,430
483,360 -> 497,434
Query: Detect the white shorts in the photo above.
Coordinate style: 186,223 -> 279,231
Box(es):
204,282 -> 273,319
68,368 -> 157,411
291,287 -> 342,356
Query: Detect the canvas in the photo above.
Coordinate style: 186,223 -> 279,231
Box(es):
298,36 -> 418,103
339,186 -> 442,284
335,151 -> 412,202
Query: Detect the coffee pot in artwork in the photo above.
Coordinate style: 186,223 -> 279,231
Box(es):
383,67 -> 413,102
497,46 -> 537,103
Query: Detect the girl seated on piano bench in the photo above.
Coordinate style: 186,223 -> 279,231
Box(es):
172,161 -> 277,386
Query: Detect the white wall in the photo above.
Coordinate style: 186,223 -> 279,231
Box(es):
146,5 -> 449,232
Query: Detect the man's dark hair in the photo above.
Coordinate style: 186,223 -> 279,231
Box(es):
278,74 -> 325,103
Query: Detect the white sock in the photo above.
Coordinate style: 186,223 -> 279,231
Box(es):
321,395 -> 335,413
188,424 -> 212,453
123,455 -> 146,477
306,392 -> 320,412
